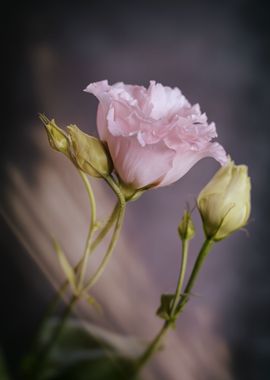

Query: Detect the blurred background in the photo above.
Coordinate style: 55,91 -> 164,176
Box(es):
1,0 -> 270,379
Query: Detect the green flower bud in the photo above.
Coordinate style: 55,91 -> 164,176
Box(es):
67,125 -> 113,178
178,211 -> 195,241
197,160 -> 251,241
39,114 -> 69,156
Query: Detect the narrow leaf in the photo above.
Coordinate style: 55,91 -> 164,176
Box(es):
53,239 -> 77,292
156,293 -> 175,321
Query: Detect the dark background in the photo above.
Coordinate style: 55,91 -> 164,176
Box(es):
1,1 -> 270,379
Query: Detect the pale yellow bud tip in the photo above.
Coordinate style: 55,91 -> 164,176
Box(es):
39,114 -> 69,156
197,159 -> 251,241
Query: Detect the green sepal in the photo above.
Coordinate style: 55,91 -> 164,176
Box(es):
156,293 -> 175,321
117,179 -> 144,202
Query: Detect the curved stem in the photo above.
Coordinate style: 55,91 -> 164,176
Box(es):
105,175 -> 126,208
90,203 -> 119,252
170,238 -> 189,317
35,202 -> 120,339
77,170 -> 97,290
29,177 -> 126,376
83,202 -> 125,291
83,176 -> 126,291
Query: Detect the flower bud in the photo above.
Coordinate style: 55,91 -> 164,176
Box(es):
178,211 -> 195,241
67,125 -> 113,178
39,114 -> 69,156
197,160 -> 251,241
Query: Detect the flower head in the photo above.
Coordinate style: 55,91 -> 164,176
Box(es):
197,160 -> 251,241
85,80 -> 227,189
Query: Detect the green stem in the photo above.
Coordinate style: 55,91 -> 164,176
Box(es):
84,202 -> 125,291
175,238 -> 214,316
33,201 -> 119,346
90,203 -> 119,252
135,321 -> 170,372
170,238 -> 189,317
83,176 -> 126,291
77,171 -> 97,290
135,238 -> 214,374
105,175 -> 126,208
57,202 -> 119,300
30,177 -> 125,376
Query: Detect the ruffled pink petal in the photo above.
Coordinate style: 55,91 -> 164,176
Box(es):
106,112 -> 175,188
105,100 -> 182,146
146,81 -> 190,120
96,103 -> 108,140
107,136 -> 175,188
159,142 -> 228,187
84,80 -> 110,102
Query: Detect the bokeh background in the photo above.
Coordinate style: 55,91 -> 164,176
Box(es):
1,1 -> 270,379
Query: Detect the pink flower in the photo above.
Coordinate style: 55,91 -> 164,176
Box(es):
84,80 -> 227,189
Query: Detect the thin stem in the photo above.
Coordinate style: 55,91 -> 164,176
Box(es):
135,239 -> 189,372
135,238 -> 214,374
59,202 -> 119,297
83,202 -> 125,291
90,203 -> 119,252
77,170 -> 97,290
135,321 -> 170,372
33,202 -> 120,344
30,177 -> 126,376
170,238 -> 189,317
175,238 -> 214,316
105,175 -> 126,208
83,176 -> 126,291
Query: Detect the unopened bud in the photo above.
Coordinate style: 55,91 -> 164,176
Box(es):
178,211 -> 195,241
67,125 -> 113,178
39,114 -> 69,156
197,160 -> 251,241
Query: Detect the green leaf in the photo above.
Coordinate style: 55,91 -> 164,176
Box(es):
156,293 -> 175,321
52,239 -> 77,293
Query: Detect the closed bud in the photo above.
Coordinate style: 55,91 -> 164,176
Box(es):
39,114 -> 69,156
178,211 -> 195,241
67,125 -> 113,178
197,160 -> 251,241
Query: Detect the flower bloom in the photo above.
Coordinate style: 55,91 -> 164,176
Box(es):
85,80 -> 227,189
197,160 -> 251,241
